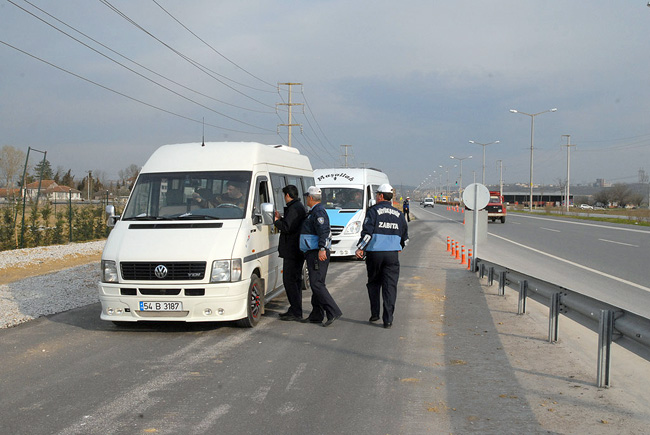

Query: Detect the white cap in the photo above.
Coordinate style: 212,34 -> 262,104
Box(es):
306,186 -> 321,196
406,196 -> 410,199
377,183 -> 393,193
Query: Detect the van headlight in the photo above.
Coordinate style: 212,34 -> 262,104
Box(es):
102,260 -> 119,283
211,258 -> 242,282
343,221 -> 361,235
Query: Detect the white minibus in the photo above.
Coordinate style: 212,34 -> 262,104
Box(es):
99,142 -> 314,327
314,168 -> 390,257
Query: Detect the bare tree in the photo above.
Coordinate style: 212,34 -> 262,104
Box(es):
0,145 -> 26,188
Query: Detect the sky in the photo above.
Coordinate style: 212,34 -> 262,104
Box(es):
1,0 -> 649,190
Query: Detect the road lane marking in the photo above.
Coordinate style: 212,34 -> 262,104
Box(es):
286,362 -> 307,390
511,213 -> 650,234
540,227 -> 561,232
598,238 -> 639,247
489,233 -> 649,292
192,404 -> 231,434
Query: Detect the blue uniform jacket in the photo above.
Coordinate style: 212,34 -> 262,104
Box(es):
300,202 -> 332,252
357,200 -> 408,252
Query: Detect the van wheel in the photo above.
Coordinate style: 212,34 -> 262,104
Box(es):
237,275 -> 263,328
301,261 -> 311,291
501,216 -> 506,223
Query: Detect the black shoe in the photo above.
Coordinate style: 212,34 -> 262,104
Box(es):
280,314 -> 302,322
322,314 -> 341,327
369,315 -> 380,322
300,317 -> 323,324
278,311 -> 292,318
383,322 -> 392,329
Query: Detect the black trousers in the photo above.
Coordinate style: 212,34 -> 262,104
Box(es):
283,256 -> 304,317
304,250 -> 342,321
365,251 -> 400,324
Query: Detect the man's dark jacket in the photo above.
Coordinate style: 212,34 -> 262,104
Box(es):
274,198 -> 307,259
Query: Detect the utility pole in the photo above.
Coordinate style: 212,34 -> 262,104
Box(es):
340,145 -> 353,168
87,170 -> 92,201
496,160 -> 504,197
277,82 -> 303,147
562,135 -> 576,213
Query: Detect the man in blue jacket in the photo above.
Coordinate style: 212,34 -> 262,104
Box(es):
300,186 -> 342,327
355,184 -> 409,329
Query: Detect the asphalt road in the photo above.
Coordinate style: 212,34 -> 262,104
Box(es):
416,205 -> 650,318
1,212 -> 649,434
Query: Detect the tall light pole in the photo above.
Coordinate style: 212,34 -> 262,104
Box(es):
469,140 -> 499,185
449,155 -> 472,197
509,108 -> 557,211
562,134 -> 575,213
439,165 -> 456,197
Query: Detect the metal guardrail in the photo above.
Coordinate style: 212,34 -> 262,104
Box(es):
473,257 -> 650,388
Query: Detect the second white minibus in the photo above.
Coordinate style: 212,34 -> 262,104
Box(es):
314,168 -> 390,257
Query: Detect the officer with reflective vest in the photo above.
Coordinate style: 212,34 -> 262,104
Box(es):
299,186 -> 343,327
355,183 -> 408,329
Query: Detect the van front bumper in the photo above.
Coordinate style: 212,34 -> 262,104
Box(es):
98,280 -> 250,322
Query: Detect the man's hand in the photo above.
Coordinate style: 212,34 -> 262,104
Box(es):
355,249 -> 364,259
274,211 -> 280,221
318,250 -> 327,261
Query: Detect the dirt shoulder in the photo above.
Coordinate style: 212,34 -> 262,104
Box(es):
0,253 -> 102,285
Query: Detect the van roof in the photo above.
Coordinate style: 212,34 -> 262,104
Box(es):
141,142 -> 312,173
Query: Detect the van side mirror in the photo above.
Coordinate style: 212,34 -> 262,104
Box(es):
105,205 -> 120,227
259,202 -> 275,225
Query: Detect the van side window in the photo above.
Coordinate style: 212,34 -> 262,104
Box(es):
254,176 -> 269,215
270,173 -> 286,215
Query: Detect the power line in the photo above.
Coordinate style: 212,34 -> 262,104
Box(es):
7,0 -> 275,131
150,0 -> 276,91
98,0 -> 276,110
0,39 -> 269,135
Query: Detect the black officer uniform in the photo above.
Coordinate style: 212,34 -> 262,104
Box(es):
357,196 -> 409,328
403,198 -> 411,222
300,200 -> 342,325
274,197 -> 307,318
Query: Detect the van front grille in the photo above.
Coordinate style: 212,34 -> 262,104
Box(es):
121,262 -> 206,281
331,225 -> 344,236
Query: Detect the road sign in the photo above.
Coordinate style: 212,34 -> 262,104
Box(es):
462,183 -> 490,210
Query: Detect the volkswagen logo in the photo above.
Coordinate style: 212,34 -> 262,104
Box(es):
154,265 -> 168,279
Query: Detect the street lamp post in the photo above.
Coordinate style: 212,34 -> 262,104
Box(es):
449,155 -> 472,198
562,134 -> 575,213
469,140 -> 500,185
439,165 -> 456,197
509,108 -> 557,211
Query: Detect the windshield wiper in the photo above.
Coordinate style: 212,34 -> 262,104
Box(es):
122,215 -> 171,221
175,214 -> 221,220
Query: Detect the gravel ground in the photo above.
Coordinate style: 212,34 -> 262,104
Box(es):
0,241 -> 105,329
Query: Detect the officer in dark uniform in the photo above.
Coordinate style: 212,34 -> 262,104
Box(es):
355,184 -> 408,329
403,196 -> 411,222
300,186 -> 343,327
274,185 -> 307,321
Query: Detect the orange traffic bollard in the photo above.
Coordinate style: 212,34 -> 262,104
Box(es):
461,245 -> 466,264
467,248 -> 473,270
451,239 -> 456,256
447,236 -> 451,252
455,242 -> 460,259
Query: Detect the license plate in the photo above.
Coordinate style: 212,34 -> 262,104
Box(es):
139,301 -> 183,311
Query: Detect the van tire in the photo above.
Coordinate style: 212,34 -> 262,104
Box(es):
237,275 -> 263,328
301,261 -> 311,291
500,216 -> 506,223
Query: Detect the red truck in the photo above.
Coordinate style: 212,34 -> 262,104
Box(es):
485,191 -> 506,223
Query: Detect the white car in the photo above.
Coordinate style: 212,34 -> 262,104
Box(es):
423,198 -> 435,208
580,204 -> 593,210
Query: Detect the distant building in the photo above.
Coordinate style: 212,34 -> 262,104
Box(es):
594,178 -> 611,188
23,180 -> 82,202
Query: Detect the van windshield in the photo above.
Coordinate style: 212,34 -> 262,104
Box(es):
321,187 -> 364,210
122,171 -> 251,220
